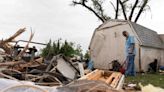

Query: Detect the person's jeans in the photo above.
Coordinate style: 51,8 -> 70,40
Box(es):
125,55 -> 136,76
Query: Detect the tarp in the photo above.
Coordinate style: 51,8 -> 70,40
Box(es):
0,78 -> 58,92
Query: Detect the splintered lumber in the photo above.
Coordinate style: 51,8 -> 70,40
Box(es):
0,61 -> 25,67
116,75 -> 125,90
0,43 -> 12,55
105,72 -> 118,84
38,56 -> 58,83
0,58 -> 43,71
110,72 -> 122,88
80,69 -> 102,80
79,69 -> 123,89
0,28 -> 26,54
34,57 -> 44,64
3,28 -> 26,43
99,77 -> 107,81
87,69 -> 102,80
1,69 -> 22,74
16,31 -> 34,58
10,58 -> 43,71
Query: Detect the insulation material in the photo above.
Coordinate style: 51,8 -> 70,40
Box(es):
140,83 -> 164,92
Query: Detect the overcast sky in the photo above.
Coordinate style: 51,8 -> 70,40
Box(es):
0,0 -> 164,52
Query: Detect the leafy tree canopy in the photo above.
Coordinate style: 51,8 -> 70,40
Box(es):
41,39 -> 82,58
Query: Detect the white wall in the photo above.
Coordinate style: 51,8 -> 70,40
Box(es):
90,21 -> 164,72
140,46 -> 163,71
90,22 -> 140,71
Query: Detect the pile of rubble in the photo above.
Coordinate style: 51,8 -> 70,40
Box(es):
0,29 -> 125,92
0,29 -> 82,86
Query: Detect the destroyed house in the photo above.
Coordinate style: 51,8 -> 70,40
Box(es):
89,20 -> 164,72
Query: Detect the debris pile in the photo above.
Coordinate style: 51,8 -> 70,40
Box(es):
0,29 -> 81,86
0,29 -> 125,92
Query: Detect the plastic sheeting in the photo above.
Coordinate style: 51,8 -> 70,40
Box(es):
0,78 -> 123,92
2,78 -> 164,92
0,78 -> 58,92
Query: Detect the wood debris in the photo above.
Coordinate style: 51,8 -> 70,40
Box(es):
0,29 -> 125,92
0,28 -> 26,54
80,69 -> 125,90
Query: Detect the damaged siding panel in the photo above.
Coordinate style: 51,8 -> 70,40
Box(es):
90,31 -> 105,67
140,46 -> 162,71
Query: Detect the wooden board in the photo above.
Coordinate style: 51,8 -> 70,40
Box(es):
110,72 -> 122,88
79,69 -> 123,89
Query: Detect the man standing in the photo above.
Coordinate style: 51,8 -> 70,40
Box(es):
122,31 -> 136,76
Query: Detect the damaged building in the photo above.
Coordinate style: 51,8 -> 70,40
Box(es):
89,20 -> 164,72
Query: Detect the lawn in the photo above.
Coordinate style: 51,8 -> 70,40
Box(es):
125,73 -> 164,88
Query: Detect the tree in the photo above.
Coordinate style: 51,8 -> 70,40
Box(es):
41,40 -> 52,58
41,39 -> 82,58
84,50 -> 90,59
72,0 -> 150,23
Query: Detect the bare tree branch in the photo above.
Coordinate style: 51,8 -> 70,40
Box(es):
72,0 -> 105,23
122,0 -> 129,4
119,0 -> 127,20
110,1 -> 116,11
135,0 -> 148,22
129,0 -> 139,20
72,0 -> 150,23
91,0 -> 107,21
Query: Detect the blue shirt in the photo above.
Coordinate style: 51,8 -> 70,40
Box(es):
125,36 -> 136,56
87,59 -> 94,70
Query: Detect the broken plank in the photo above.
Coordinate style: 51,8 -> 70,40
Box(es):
0,61 -> 25,67
105,72 -> 117,84
110,72 -> 122,88
116,75 -> 125,90
87,70 -> 102,80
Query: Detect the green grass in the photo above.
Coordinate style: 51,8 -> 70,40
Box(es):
125,73 -> 164,88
